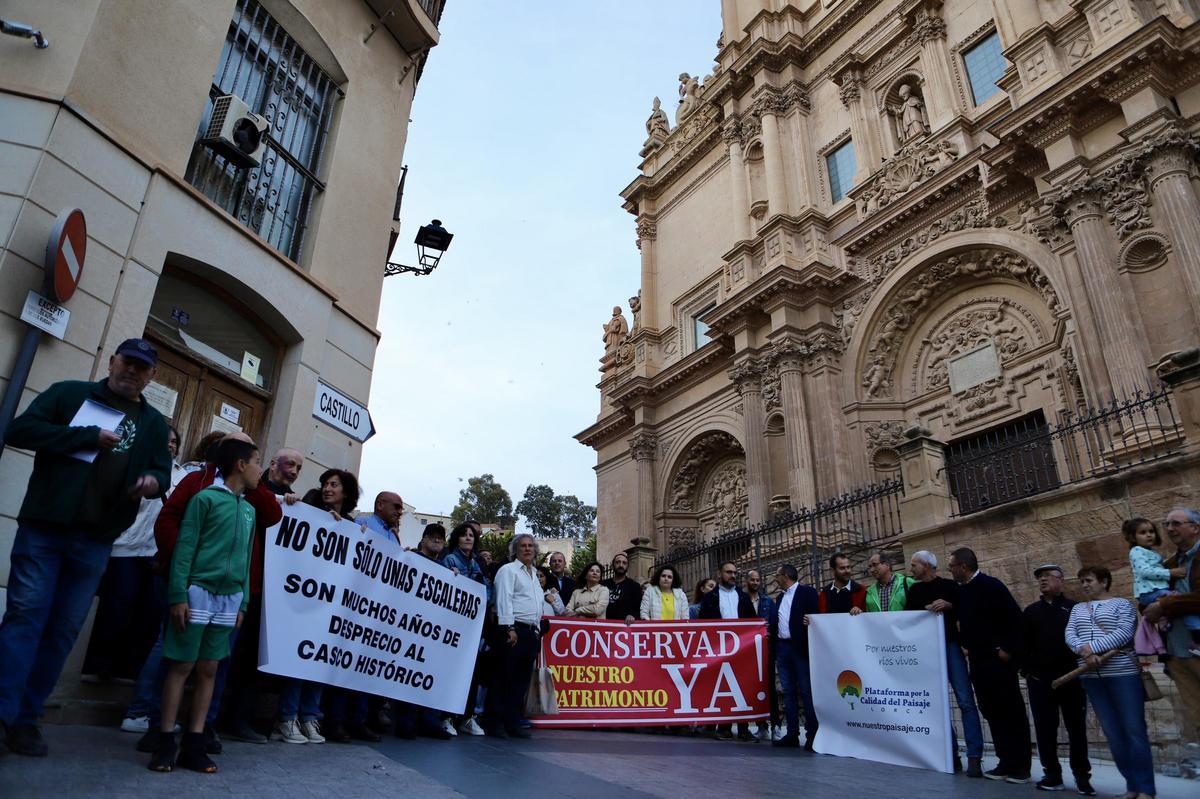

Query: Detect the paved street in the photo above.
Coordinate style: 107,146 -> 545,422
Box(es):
0,725 -> 1196,798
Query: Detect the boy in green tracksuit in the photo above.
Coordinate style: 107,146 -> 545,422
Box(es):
150,438 -> 261,774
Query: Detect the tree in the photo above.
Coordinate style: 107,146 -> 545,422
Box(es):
451,474 -> 513,525
568,534 -> 597,579
516,484 -> 562,537
557,494 -> 596,541
478,530 -> 514,564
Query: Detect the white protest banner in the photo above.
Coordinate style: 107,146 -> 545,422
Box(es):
260,502 -> 485,714
808,610 -> 953,773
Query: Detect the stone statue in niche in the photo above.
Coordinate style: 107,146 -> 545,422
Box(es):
603,306 -> 629,360
629,292 -> 642,332
645,97 -> 670,144
896,84 -> 929,141
676,72 -> 702,124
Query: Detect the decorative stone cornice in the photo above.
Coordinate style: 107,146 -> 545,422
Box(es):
1134,123 -> 1200,185
628,432 -> 658,462
1052,174 -> 1106,228
636,219 -> 658,240
575,410 -> 633,450
913,14 -> 946,44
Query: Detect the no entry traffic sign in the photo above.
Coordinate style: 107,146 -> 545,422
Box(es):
43,208 -> 86,303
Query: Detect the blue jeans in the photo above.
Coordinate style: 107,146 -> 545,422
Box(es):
946,641 -> 984,758
279,679 -> 323,722
324,689 -> 368,726
776,638 -> 816,742
1082,675 -> 1155,796
0,524 -> 112,726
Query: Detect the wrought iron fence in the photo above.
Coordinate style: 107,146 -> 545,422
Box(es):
651,478 -> 905,596
945,385 -> 1184,516
185,0 -> 338,262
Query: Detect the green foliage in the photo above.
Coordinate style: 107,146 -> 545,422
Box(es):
450,474 -> 513,525
478,530 -> 514,564
568,534 -> 597,579
514,484 -> 597,541
557,494 -> 596,541
515,484 -> 560,536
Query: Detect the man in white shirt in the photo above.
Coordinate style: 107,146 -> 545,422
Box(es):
487,533 -> 542,739
698,561 -> 754,740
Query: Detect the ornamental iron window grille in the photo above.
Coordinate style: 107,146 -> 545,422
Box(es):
185,0 -> 339,262
945,386 -> 1184,517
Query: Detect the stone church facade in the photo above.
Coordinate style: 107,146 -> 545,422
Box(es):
579,0 -> 1200,581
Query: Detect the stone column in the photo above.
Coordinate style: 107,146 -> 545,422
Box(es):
755,90 -> 790,218
730,360 -> 771,525
773,340 -> 816,510
1157,348 -> 1200,452
989,0 -> 1042,48
629,432 -> 658,544
1056,180 -> 1153,398
723,119 -> 752,242
896,428 -> 955,531
911,4 -> 960,126
636,217 -> 658,332
1142,127 -> 1200,330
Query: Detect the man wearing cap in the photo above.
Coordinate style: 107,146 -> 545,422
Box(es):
0,339 -> 171,756
1024,564 -> 1094,794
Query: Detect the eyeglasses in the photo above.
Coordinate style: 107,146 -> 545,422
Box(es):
1165,520 -> 1195,527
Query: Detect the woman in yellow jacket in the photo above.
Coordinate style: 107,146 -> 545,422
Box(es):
640,565 -> 689,620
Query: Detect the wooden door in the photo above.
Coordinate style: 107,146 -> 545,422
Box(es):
187,376 -> 267,446
147,347 -> 202,452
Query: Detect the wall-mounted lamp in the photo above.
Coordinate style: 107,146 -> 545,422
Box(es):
385,219 -> 453,277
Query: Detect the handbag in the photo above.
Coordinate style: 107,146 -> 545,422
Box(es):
524,650 -> 559,716
1140,669 -> 1164,702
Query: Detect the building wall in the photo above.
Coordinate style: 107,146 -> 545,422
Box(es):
0,0 -> 441,712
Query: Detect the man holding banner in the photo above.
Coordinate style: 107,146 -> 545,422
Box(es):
771,564 -> 819,751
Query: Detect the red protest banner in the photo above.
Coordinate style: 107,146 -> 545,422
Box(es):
530,617 -> 769,728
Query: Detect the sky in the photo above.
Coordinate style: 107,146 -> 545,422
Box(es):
357,2 -> 721,519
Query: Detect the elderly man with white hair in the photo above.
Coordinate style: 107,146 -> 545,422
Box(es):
906,549 -> 985,778
485,533 -> 542,739
1144,507 -> 1200,754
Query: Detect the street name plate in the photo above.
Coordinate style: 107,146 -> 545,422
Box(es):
948,342 -> 1000,394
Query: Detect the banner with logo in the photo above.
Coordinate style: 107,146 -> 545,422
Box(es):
260,502 -> 485,714
807,611 -> 953,773
530,617 -> 769,727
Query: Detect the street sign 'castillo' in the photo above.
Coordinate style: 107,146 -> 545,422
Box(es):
43,208 -> 86,303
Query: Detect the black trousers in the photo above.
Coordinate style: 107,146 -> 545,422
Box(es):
969,655 -> 1032,774
487,625 -> 539,731
226,592 -> 263,723
1027,674 -> 1091,780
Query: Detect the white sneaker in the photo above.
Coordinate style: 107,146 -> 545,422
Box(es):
274,719 -> 307,744
441,718 -> 459,737
459,716 -> 485,736
120,715 -> 149,733
300,719 -> 325,743
772,724 -> 786,741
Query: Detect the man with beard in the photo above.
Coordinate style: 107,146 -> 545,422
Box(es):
603,552 -> 643,623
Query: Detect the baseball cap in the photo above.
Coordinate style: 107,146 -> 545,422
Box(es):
115,338 -> 158,366
1033,563 -> 1063,578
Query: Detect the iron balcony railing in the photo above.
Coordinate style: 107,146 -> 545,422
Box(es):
652,478 -> 905,594
945,385 -> 1184,517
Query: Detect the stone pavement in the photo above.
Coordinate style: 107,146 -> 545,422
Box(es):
0,725 -> 1196,798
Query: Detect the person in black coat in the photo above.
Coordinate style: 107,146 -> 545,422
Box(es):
698,561 -> 756,740
545,551 -> 575,605
948,547 -> 1032,783
771,563 -> 821,750
697,561 -> 756,620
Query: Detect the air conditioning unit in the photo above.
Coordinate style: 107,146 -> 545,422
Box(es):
200,94 -> 269,168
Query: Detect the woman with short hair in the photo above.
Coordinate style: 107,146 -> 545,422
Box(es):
1065,566 -> 1155,799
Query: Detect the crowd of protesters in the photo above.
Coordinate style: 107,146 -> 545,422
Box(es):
0,339 -> 1198,796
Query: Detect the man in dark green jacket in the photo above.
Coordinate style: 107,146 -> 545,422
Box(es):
0,338 -> 170,758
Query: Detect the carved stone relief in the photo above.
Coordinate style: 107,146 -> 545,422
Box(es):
859,198 -> 997,284
864,421 -> 906,457
855,138 -> 960,218
666,431 -> 744,512
666,526 -> 699,552
913,298 -> 1042,395
704,461 -> 749,534
861,251 -> 1061,400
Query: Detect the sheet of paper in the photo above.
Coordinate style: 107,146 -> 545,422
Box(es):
68,399 -> 126,463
